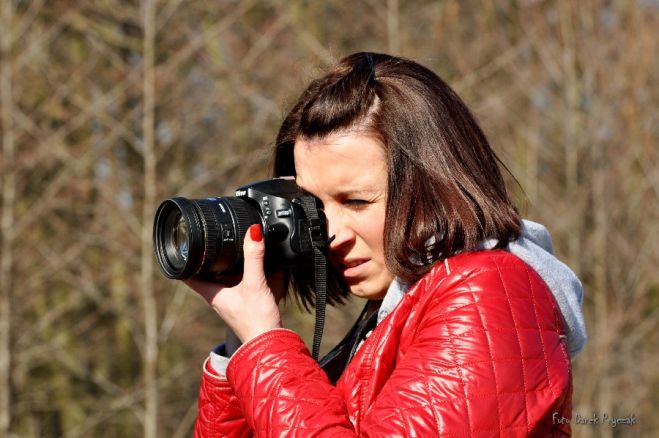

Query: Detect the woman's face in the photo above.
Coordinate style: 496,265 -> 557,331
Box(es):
294,131 -> 394,300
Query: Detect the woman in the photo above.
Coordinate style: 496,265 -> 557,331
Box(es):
187,52 -> 586,437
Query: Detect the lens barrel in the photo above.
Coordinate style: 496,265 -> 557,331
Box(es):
153,196 -> 261,279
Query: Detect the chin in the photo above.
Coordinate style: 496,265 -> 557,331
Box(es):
348,284 -> 388,300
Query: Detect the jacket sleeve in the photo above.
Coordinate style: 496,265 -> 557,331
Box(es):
194,357 -> 251,438
225,257 -> 572,437
226,329 -> 354,436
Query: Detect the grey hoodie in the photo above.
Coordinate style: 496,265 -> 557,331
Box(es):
211,219 -> 587,373
378,219 -> 587,357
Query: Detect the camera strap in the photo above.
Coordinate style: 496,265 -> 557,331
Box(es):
297,196 -> 331,361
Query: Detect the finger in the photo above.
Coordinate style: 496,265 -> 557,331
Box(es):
242,224 -> 267,289
215,273 -> 242,287
183,277 -> 222,305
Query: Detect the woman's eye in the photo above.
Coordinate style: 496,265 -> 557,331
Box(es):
345,199 -> 369,207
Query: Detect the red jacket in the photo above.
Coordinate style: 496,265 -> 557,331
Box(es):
195,250 -> 572,437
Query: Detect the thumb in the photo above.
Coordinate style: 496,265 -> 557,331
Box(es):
242,224 -> 267,288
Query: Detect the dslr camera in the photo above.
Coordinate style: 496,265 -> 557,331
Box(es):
153,178 -> 328,279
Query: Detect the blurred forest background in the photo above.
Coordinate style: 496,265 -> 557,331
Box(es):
0,0 -> 657,437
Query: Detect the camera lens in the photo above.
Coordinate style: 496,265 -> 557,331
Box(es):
153,196 -> 261,279
173,215 -> 189,261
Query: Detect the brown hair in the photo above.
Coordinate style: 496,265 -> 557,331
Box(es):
274,52 -> 521,308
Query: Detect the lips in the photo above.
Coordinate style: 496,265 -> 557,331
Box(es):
338,258 -> 369,278
344,259 -> 367,268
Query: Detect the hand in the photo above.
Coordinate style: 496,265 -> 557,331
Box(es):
183,224 -> 286,344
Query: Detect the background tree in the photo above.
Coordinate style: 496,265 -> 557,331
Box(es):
0,1 -> 656,436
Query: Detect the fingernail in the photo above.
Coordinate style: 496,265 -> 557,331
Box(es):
249,224 -> 263,242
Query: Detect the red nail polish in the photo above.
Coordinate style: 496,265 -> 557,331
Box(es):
249,224 -> 263,242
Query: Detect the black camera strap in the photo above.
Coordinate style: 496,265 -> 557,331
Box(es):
297,196 -> 331,361
319,302 -> 378,384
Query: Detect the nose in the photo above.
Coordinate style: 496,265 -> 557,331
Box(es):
325,206 -> 354,253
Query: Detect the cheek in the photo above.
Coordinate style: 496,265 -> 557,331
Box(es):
360,208 -> 387,258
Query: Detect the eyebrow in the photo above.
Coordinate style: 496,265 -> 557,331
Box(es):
297,183 -> 375,199
296,177 -> 379,198
339,189 -> 376,196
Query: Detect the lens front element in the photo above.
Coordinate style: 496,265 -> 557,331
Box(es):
173,215 -> 189,261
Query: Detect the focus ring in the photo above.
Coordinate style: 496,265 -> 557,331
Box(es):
196,200 -> 220,274
224,197 -> 258,267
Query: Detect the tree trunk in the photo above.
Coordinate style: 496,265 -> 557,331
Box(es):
0,1 -> 15,434
141,1 -> 159,437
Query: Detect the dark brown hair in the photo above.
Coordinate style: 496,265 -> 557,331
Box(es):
274,52 -> 521,308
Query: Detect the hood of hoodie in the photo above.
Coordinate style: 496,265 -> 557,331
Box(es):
378,219 -> 587,358
503,219 -> 587,357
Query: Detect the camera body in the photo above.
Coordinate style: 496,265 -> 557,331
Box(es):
153,178 -> 327,279
234,178 -> 321,264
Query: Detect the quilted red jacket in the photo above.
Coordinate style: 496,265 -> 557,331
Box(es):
195,250 -> 572,437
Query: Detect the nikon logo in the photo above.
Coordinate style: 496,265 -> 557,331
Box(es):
235,190 -> 247,196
